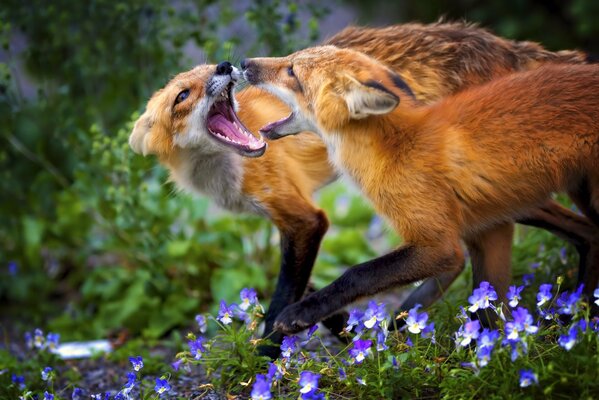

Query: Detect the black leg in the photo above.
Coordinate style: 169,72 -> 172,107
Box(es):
274,243 -> 463,335
260,210 -> 328,358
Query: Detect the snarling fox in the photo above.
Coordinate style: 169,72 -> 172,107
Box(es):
242,45 -> 599,334
130,22 -> 599,351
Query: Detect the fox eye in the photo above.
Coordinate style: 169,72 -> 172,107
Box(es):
175,89 -> 190,105
287,66 -> 295,77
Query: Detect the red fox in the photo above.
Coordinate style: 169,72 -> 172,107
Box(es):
241,46 -> 599,333
130,23 -> 599,350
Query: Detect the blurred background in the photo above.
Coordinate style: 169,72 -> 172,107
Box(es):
1,0 -> 597,341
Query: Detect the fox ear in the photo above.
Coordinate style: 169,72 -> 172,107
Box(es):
343,77 -> 399,119
129,113 -> 153,155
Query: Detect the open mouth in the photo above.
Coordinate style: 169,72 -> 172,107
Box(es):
259,113 -> 295,140
206,83 -> 266,157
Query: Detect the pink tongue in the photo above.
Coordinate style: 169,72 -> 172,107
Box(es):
207,113 -> 251,145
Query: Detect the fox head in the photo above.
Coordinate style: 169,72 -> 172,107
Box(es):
130,61 -> 266,158
242,45 -> 414,138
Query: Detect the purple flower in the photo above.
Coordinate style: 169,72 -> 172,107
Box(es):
251,374 -> 272,400
468,281 -> 498,312
530,262 -> 541,270
405,337 -> 413,347
34,328 -> 45,348
558,320 -> 586,350
559,247 -> 568,264
46,332 -> 60,350
123,371 -> 137,390
537,284 -> 553,307
349,339 -> 372,364
421,322 -> 435,341
44,392 -> 54,400
281,336 -> 299,358
266,362 -> 283,382
391,355 -> 399,369
476,345 -> 493,367
188,337 -> 206,360
522,273 -> 535,287
376,329 -> 388,351
356,376 -> 367,385
240,288 -> 258,311
502,337 -> 528,361
72,388 -> 85,400
591,317 -> 599,332
11,374 -> 25,389
594,288 -> 599,307
299,371 -> 320,394
306,325 -> 319,341
8,261 -> 18,275
154,378 -> 171,395
218,300 -> 235,325
363,301 -> 387,329
41,366 -> 53,381
338,368 -> 347,380
24,331 -> 33,349
556,285 -> 583,315
478,329 -> 499,349
345,308 -> 364,333
405,304 -> 428,334
507,285 -> 524,308
506,307 -> 538,340
129,355 -> 143,371
171,359 -> 183,371
195,315 -> 207,333
519,369 -> 538,387
455,319 -> 480,347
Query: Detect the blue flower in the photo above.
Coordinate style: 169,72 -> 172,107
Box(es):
363,301 -> 387,329
46,333 -> 60,350
391,355 -> 399,369
478,329 -> 500,349
349,339 -> 372,364
405,337 -> 413,347
11,374 -> 25,389
24,331 -> 33,349
72,388 -> 85,400
421,322 -> 436,341
218,300 -> 235,325
171,359 -> 183,371
338,368 -> 347,380
251,374 -> 272,400
124,372 -> 137,389
34,328 -> 45,348
154,378 -> 171,395
376,329 -> 388,351
558,320 -> 587,350
239,288 -> 258,311
306,325 -> 319,341
537,284 -> 553,307
512,307 -> 538,336
559,247 -> 568,264
356,376 -> 367,385
476,345 -> 493,367
507,285 -> 524,308
522,273 -> 535,286
519,369 -> 538,387
266,362 -> 283,382
502,337 -> 528,361
556,285 -> 583,315
41,366 -> 53,381
281,335 -> 299,358
468,281 -> 498,312
594,288 -> 599,307
188,337 -> 206,360
129,356 -> 143,371
195,315 -> 207,333
8,261 -> 18,275
44,392 -> 54,400
345,308 -> 364,333
299,371 -> 320,395
455,319 -> 480,347
405,304 -> 428,334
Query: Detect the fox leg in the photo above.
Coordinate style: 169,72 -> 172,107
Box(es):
273,240 -> 464,335
259,202 -> 329,357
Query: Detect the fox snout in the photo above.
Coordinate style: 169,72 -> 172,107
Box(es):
241,59 -> 260,84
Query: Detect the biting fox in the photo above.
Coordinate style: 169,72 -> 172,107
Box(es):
129,22 -> 599,351
242,46 -> 599,334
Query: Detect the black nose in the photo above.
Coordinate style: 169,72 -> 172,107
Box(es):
216,61 -> 233,75
240,59 -> 249,70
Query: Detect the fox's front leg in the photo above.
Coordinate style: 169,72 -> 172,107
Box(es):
274,241 -> 464,335
260,206 -> 329,357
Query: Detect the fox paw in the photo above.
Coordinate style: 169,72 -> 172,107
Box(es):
273,303 -> 316,335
